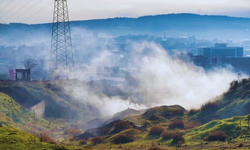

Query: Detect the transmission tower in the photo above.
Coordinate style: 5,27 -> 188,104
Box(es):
50,0 -> 74,79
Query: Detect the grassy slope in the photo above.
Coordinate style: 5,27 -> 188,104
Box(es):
186,79 -> 250,124
0,92 -> 50,132
74,115 -> 250,150
73,79 -> 250,149
0,92 -> 77,143
0,126 -> 73,150
0,81 -> 96,121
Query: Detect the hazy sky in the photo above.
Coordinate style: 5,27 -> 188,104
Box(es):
0,0 -> 250,24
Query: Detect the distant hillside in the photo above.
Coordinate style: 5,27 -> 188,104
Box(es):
0,81 -> 98,121
1,13 -> 250,40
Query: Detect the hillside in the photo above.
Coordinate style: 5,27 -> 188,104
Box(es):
0,92 -> 50,132
0,80 -> 99,121
189,79 -> 250,124
1,13 -> 250,40
1,78 -> 250,149
0,126 -> 73,150
69,79 -> 250,149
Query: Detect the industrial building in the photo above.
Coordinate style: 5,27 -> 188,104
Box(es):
198,43 -> 243,65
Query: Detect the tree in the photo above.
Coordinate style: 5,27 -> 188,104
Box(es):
23,59 -> 38,69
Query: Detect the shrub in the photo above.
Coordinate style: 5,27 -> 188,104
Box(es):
239,143 -> 243,147
114,121 -> 130,132
185,121 -> 201,129
171,132 -> 184,143
0,124 -> 2,127
49,140 -> 57,145
79,139 -> 87,145
113,134 -> 135,144
149,147 -> 163,150
91,137 -> 104,145
230,81 -> 239,89
102,127 -> 111,134
149,125 -> 165,135
204,131 -> 227,141
161,130 -> 175,140
188,109 -> 199,115
171,109 -> 185,116
64,127 -> 82,136
168,120 -> 184,129
201,101 -> 218,113
35,131 -> 56,144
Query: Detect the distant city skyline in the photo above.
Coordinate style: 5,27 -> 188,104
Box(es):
0,0 -> 250,24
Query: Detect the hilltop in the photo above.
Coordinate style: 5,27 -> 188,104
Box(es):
1,13 -> 250,40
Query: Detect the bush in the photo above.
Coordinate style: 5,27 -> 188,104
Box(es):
168,120 -> 184,129
161,130 -> 175,140
230,81 -> 239,89
0,124 -> 2,127
35,131 -> 56,144
201,101 -> 218,113
149,125 -> 165,135
114,121 -> 131,132
113,134 -> 135,144
102,127 -> 111,134
49,140 -> 57,145
171,132 -> 184,143
64,127 -> 82,136
204,131 -> 227,141
188,109 -> 199,115
91,137 -> 104,145
79,139 -> 87,145
239,143 -> 243,147
149,147 -> 163,150
185,121 -> 201,129
171,109 -> 185,116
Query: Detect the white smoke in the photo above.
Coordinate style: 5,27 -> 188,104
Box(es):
129,42 -> 239,109
61,41 -> 240,119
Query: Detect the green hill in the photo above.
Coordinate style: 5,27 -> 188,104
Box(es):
0,126 -> 71,150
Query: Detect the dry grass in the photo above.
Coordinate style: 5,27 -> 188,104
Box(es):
35,131 -> 57,144
149,125 -> 165,135
204,131 -> 227,141
168,120 -> 184,129
91,137 -> 104,145
64,127 -> 82,136
113,134 -> 135,144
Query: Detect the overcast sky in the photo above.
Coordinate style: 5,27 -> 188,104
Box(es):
0,0 -> 250,24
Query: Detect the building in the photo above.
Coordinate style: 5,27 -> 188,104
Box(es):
193,55 -> 209,68
219,57 -> 250,74
15,69 -> 31,81
198,43 -> 243,65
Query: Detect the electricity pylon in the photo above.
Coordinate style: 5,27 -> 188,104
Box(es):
50,0 -> 74,79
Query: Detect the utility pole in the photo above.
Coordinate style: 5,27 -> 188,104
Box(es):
50,0 -> 74,79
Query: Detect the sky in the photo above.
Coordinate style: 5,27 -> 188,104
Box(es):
0,0 -> 250,24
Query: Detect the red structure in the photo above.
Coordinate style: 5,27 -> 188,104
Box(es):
9,69 -> 14,80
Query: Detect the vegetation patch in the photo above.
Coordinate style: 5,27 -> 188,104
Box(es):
168,120 -> 184,129
149,125 -> 165,136
91,137 -> 104,145
204,131 -> 227,141
113,134 -> 135,144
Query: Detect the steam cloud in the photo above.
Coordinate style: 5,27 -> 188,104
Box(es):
130,42 -> 239,109
61,40 -> 239,118
1,27 -> 240,118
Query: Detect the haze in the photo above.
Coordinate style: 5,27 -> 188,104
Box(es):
0,0 -> 250,24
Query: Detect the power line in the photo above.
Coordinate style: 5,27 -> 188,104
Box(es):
0,0 -> 15,13
23,1 -> 53,23
0,0 -> 26,19
1,0 -> 34,23
0,1 -> 53,38
10,0 -> 44,23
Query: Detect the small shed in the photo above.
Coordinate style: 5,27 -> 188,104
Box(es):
15,69 -> 31,81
